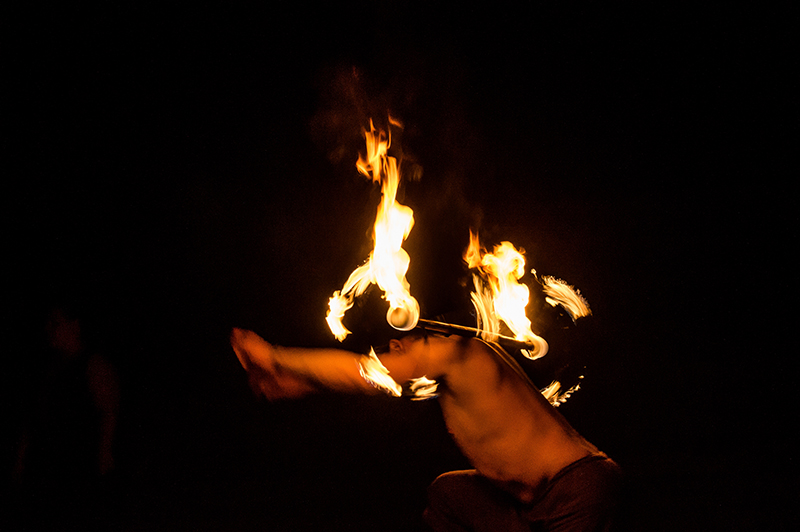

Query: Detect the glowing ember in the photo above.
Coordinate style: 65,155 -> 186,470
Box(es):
464,230 -> 548,359
326,119 -> 420,340
359,348 -> 402,396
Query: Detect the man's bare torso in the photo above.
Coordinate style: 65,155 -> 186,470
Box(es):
412,336 -> 597,503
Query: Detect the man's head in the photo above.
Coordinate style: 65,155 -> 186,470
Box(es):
374,327 -> 429,356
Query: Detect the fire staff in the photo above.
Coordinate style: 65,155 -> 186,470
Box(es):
231,327 -> 622,531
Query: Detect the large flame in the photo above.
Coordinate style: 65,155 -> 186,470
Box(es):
464,230 -> 548,359
326,119 -> 420,341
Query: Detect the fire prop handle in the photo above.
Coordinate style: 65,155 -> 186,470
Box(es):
415,318 -> 544,352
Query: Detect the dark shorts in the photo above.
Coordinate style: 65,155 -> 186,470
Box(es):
424,454 -> 623,532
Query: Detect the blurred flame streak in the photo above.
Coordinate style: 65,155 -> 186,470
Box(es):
465,230 -> 548,360
326,119 -> 420,340
540,275 -> 592,321
470,275 -> 500,343
359,348 -> 402,396
408,376 -> 439,400
540,377 -> 583,407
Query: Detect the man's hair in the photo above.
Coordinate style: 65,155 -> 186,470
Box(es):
372,327 -> 428,355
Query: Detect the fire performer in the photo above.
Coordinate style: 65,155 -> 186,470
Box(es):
231,326 -> 622,531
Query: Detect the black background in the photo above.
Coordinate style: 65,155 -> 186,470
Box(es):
3,2 -> 795,530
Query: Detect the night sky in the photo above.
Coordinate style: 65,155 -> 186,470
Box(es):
4,3 -> 794,530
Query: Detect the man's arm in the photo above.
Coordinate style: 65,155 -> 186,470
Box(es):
231,328 -> 384,399
231,328 -> 484,400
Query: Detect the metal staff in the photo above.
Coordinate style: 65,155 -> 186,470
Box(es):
415,318 -> 543,352
415,319 -> 544,393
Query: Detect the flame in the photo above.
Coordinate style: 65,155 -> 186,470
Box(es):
540,275 -> 591,321
540,377 -> 583,407
469,274 -> 501,344
407,376 -> 439,400
359,348 -> 402,396
464,230 -> 548,359
326,119 -> 419,340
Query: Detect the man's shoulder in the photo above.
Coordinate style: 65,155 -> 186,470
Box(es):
434,337 -> 508,393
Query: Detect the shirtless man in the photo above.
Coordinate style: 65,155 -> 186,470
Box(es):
231,327 -> 622,531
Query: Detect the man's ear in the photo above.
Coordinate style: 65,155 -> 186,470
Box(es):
389,339 -> 403,354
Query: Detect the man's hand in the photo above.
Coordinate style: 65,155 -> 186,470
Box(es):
231,328 -> 317,400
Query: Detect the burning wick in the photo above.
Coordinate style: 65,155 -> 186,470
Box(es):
387,305 -> 414,330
